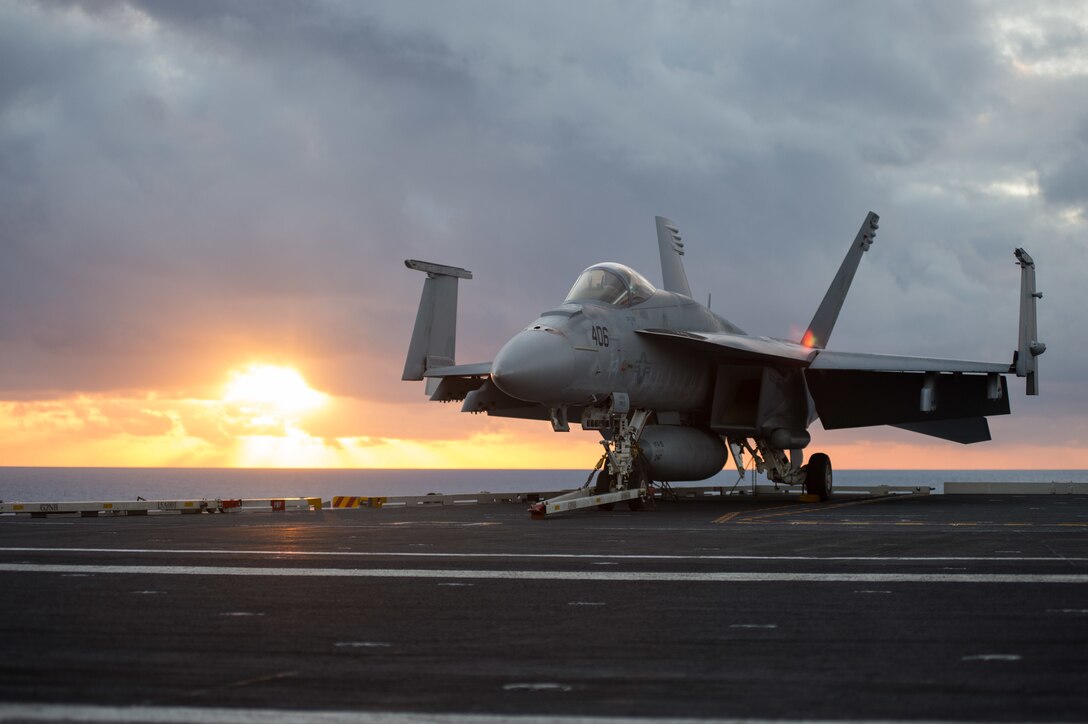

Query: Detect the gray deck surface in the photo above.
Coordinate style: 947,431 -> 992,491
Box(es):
1,493 -> 1087,722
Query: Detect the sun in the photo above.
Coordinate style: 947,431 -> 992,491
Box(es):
215,364 -> 333,467
223,364 -> 327,415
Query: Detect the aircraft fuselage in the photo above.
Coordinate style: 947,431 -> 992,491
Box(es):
491,290 -> 739,413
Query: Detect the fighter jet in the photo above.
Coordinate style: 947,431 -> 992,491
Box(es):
402,213 -> 1044,509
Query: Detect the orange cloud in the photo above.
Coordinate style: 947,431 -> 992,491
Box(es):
7,386 -> 1086,470
0,369 -> 602,468
4,364 -> 1087,471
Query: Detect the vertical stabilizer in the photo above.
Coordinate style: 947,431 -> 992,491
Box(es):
655,216 -> 692,297
801,211 -> 879,349
402,260 -> 472,381
1014,248 -> 1044,395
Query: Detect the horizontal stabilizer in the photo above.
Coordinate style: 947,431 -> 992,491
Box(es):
404,259 -> 472,279
461,378 -> 552,421
428,375 -> 487,403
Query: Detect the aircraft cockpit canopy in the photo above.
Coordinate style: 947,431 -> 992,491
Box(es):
565,263 -> 657,306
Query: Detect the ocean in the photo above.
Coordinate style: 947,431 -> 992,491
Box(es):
1,467 -> 1087,503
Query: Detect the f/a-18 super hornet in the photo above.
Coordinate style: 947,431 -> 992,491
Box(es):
402,212 -> 1044,515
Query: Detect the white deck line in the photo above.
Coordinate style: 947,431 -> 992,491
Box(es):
1,563 -> 1086,583
0,702 -> 974,724
0,546 -> 1084,562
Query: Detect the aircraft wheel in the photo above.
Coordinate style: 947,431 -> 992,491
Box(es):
595,470 -> 615,511
805,453 -> 833,501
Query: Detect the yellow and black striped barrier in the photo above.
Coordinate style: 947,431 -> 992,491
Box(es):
331,496 -> 386,509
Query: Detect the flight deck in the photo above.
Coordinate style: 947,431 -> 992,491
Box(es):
1,492 -> 1086,723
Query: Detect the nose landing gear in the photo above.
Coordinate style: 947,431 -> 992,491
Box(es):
529,406 -> 653,519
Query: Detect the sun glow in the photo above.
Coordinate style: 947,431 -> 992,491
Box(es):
215,364 -> 334,466
224,364 -> 327,416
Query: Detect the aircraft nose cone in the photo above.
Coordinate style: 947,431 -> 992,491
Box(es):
491,330 -> 576,403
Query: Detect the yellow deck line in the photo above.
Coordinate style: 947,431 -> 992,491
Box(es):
715,493 -> 922,524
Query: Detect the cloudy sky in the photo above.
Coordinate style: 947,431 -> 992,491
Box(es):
1,0 -> 1085,469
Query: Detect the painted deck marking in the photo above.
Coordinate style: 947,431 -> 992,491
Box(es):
0,703 -> 949,723
2,563 -> 1086,584
717,494 -> 925,525
1,547 -> 1085,563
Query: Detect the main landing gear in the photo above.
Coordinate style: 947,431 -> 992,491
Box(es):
803,452 -> 833,501
729,439 -> 834,502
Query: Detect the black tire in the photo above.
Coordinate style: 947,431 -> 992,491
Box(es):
805,453 -> 833,501
595,470 -> 615,511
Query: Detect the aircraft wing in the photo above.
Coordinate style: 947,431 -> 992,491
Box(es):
413,362 -> 490,403
805,350 -> 1012,442
809,351 -> 1010,374
638,329 -> 1013,443
419,362 -> 552,422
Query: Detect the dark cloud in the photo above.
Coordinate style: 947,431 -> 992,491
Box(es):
1,0 -> 1085,454
1041,148 -> 1088,207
